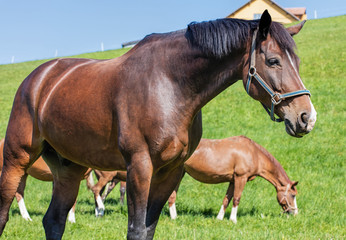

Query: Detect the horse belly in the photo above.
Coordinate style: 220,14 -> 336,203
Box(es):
39,111 -> 126,171
184,147 -> 235,184
185,165 -> 233,184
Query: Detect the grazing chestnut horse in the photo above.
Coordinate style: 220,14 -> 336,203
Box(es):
89,170 -> 126,216
0,11 -> 316,240
0,138 -> 92,223
167,136 -> 298,222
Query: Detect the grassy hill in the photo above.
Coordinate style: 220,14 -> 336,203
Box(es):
0,15 -> 345,239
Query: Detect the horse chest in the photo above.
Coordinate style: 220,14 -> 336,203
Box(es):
151,112 -> 202,170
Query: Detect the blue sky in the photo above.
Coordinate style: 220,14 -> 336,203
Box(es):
0,0 -> 345,64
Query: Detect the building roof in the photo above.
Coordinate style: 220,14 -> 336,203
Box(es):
227,0 -> 299,21
284,7 -> 306,16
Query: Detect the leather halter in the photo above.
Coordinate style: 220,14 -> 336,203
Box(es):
246,29 -> 311,122
280,184 -> 297,213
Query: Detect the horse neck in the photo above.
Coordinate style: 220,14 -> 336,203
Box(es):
172,45 -> 248,114
126,32 -> 249,120
256,144 -> 291,190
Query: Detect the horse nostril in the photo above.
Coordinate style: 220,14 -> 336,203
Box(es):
300,112 -> 309,125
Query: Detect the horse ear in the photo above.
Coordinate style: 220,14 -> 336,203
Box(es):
258,10 -> 272,39
291,181 -> 299,188
286,20 -> 306,36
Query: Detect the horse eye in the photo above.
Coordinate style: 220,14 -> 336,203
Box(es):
268,58 -> 280,66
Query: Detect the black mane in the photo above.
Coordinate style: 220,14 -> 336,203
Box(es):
185,18 -> 296,58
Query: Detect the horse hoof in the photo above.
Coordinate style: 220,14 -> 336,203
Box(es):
23,216 -> 33,222
95,208 -> 105,217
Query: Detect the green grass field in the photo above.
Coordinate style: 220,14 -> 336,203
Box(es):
0,15 -> 345,239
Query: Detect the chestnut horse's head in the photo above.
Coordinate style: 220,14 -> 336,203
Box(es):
276,182 -> 298,215
244,10 -> 316,137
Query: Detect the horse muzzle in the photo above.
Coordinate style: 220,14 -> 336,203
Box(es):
284,109 -> 317,138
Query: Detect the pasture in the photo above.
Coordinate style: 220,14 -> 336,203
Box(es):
0,15 -> 345,239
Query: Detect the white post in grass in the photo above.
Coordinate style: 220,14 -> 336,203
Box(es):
55,49 -> 58,58
101,42 -> 104,52
11,56 -> 15,63
314,10 -> 317,19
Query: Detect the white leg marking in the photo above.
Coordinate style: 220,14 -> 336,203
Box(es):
95,195 -> 105,217
87,171 -> 95,188
18,198 -> 32,221
293,197 -> 298,215
216,205 -> 225,220
169,203 -> 177,220
68,208 -> 76,223
102,182 -> 110,200
230,206 -> 238,224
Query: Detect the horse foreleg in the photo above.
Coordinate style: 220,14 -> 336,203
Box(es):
230,177 -> 247,224
145,165 -> 184,240
15,173 -> 32,221
42,157 -> 87,240
217,182 -> 234,220
125,151 -> 152,240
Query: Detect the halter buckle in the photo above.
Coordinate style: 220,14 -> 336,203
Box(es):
271,93 -> 282,105
248,67 -> 256,77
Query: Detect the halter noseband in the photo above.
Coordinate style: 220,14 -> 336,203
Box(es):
280,184 -> 297,213
246,29 -> 311,122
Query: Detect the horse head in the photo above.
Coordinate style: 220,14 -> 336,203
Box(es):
243,10 -> 316,137
276,181 -> 298,215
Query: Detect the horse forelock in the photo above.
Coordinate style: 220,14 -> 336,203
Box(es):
185,18 -> 296,58
268,22 -> 297,55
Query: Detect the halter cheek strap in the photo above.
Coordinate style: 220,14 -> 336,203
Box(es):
280,184 -> 297,213
246,29 -> 311,122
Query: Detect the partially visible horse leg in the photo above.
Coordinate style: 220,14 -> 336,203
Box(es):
145,165 -> 184,240
67,201 -> 77,223
229,177 -> 247,224
101,179 -> 117,201
85,170 -> 95,190
168,191 -> 177,219
15,173 -> 32,221
90,174 -> 113,217
167,171 -> 184,219
42,149 -> 88,239
119,181 -> 126,205
217,182 -> 234,220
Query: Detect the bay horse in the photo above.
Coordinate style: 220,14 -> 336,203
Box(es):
0,10 -> 316,240
0,138 -> 93,223
167,136 -> 298,222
